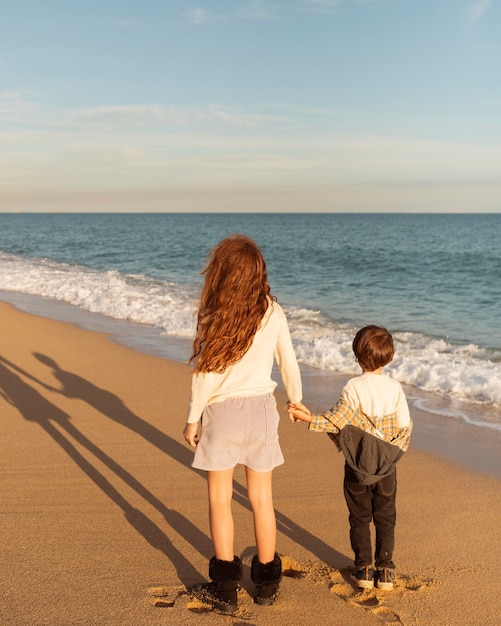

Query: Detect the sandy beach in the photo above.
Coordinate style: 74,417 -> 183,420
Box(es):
1,300 -> 500,626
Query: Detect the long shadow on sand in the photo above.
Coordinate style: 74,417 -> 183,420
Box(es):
0,357 -> 206,584
2,352 -> 348,584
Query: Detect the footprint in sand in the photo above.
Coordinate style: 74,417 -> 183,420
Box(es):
149,581 -> 260,620
329,566 -> 440,624
280,555 -> 308,580
279,559 -> 438,625
327,569 -> 354,600
146,558 -> 438,622
147,585 -> 187,608
396,573 -> 440,592
371,605 -> 403,625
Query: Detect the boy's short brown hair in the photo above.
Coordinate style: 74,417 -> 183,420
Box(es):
352,325 -> 394,372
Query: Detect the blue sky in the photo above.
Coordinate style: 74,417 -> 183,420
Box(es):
1,0 -> 500,212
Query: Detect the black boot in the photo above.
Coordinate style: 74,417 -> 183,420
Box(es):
191,556 -> 243,614
251,553 -> 282,605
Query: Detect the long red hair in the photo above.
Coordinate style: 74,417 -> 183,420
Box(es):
190,234 -> 275,373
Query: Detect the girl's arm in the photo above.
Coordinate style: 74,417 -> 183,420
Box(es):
274,305 -> 303,404
289,398 -> 354,435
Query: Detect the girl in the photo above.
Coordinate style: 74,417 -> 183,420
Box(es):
183,234 -> 305,613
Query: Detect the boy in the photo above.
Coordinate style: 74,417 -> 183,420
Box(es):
289,325 -> 412,591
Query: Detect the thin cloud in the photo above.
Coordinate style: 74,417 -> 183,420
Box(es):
183,0 -> 385,23
468,0 -> 493,24
186,2 -> 275,22
301,0 -> 342,14
0,91 -> 43,124
235,0 -> 276,20
185,8 -> 215,24
58,104 -> 291,130
300,0 -> 384,14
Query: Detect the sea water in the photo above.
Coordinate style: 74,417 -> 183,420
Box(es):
0,212 -> 500,433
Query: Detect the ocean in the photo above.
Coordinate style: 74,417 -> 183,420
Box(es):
0,212 -> 500,435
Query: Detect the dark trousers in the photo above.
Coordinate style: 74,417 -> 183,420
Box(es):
343,467 -> 397,569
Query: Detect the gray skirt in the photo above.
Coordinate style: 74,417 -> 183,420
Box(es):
192,393 -> 284,472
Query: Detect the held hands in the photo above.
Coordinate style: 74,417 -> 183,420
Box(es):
183,422 -> 199,447
288,401 -> 312,424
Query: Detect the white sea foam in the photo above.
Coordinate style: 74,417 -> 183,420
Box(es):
1,251 -> 500,428
285,306 -> 501,420
0,251 -> 198,338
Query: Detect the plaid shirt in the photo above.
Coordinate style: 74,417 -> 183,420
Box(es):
309,398 -> 412,453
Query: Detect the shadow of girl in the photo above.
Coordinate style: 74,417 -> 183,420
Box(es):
33,352 -> 197,465
24,352 -> 348,570
0,357 -> 205,584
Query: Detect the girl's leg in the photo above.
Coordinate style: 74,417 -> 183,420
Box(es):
207,469 -> 235,561
245,467 -> 276,563
192,469 -> 242,614
246,467 -> 282,605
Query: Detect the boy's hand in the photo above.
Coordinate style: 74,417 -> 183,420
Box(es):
288,402 -> 312,424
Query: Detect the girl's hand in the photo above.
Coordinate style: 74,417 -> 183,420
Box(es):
183,422 -> 199,447
288,402 -> 312,423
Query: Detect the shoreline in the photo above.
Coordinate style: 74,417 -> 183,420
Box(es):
1,298 -> 500,625
2,289 -> 500,480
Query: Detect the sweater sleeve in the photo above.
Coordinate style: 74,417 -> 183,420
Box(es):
273,305 -> 302,404
309,398 -> 356,434
186,371 -> 216,424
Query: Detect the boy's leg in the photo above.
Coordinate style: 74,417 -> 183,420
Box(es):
343,479 -> 373,568
373,471 -> 397,570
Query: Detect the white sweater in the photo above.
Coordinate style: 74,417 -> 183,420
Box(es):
187,301 -> 302,424
341,372 -> 411,428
